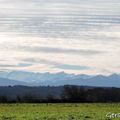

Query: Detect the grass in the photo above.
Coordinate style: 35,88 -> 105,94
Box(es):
0,103 -> 120,120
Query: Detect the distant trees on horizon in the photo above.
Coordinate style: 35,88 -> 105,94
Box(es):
0,85 -> 120,103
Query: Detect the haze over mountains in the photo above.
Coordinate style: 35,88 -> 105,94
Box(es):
0,71 -> 120,87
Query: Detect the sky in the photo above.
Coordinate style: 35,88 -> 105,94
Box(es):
0,0 -> 120,75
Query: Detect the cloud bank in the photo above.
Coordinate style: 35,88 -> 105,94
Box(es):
0,0 -> 120,74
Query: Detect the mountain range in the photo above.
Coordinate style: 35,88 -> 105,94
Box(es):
0,71 -> 120,87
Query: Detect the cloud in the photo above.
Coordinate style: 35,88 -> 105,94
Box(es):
23,58 -> 91,70
0,0 -> 119,74
0,0 -> 120,39
19,46 -> 103,55
53,64 -> 90,70
0,64 -> 17,68
0,63 -> 33,68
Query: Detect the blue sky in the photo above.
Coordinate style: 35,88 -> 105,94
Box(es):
0,0 -> 120,74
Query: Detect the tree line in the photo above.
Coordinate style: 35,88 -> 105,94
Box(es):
0,85 -> 120,103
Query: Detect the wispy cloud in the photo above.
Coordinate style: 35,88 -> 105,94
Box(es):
0,63 -> 33,68
53,64 -> 90,70
18,46 -> 103,55
23,58 -> 91,70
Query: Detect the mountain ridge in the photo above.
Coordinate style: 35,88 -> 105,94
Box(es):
0,71 -> 120,87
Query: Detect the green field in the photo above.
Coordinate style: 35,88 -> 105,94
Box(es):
0,103 -> 120,120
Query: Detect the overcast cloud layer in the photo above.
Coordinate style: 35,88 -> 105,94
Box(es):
0,0 -> 120,74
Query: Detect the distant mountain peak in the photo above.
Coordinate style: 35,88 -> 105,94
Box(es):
0,71 -> 120,87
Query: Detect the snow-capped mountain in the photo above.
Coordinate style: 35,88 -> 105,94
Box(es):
0,71 -> 120,87
0,71 -> 76,83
